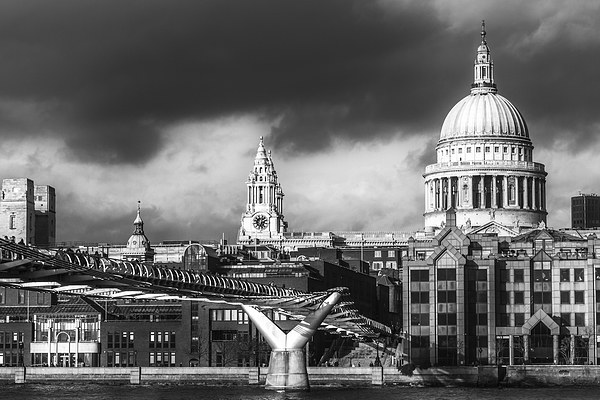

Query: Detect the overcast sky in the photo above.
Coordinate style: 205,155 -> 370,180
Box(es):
1,0 -> 599,244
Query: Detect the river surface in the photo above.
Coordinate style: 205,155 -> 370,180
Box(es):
1,384 -> 598,400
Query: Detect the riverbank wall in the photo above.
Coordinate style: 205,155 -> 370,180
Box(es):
1,365 -> 600,387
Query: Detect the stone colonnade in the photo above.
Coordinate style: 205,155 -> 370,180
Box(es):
425,174 -> 546,212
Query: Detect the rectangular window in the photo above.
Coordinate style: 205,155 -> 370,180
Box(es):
574,269 -> 584,282
574,291 -> 585,304
374,251 -> 382,258
494,146 -> 499,152
9,215 -> 15,230
513,269 -> 524,283
17,290 -> 25,305
458,148 -> 462,154
503,146 -> 508,153
497,313 -> 509,327
561,313 -> 571,326
514,291 -> 524,304
438,268 -> 456,281
485,146 -> 490,152
476,147 -> 481,153
560,269 -> 570,282
533,270 -> 550,282
387,250 -> 395,258
149,332 -> 155,348
149,353 -> 155,367
514,313 -> 525,326
410,270 -> 428,282
574,313 -> 585,326
467,147 -> 472,153
560,291 -> 570,304
107,333 -> 113,349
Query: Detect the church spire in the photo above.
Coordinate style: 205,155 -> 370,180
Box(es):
471,20 -> 497,94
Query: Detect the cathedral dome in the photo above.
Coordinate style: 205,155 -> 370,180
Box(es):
440,92 -> 529,140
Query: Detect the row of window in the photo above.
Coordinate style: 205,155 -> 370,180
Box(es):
0,332 -> 24,349
371,261 -> 397,270
149,331 -> 176,349
106,351 -> 136,367
149,352 -> 176,367
410,269 -> 458,282
442,146 -> 529,156
501,268 -> 587,283
0,351 -> 20,366
560,291 -> 585,304
107,332 -> 134,349
373,250 -> 396,258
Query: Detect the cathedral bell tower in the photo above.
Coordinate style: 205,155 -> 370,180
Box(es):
237,137 -> 288,245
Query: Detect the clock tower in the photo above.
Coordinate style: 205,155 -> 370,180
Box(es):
237,137 -> 288,245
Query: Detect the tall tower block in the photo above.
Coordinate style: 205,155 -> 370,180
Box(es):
0,178 -> 35,244
34,185 -> 56,247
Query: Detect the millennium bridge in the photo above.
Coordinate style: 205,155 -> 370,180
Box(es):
0,237 -> 391,390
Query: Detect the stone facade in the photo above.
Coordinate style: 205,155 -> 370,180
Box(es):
403,211 -> 600,367
0,178 -> 56,246
0,178 -> 36,245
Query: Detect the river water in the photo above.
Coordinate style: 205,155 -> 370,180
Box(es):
1,384 -> 598,400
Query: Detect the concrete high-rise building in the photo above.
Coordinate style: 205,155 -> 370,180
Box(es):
571,193 -> 600,229
423,22 -> 547,232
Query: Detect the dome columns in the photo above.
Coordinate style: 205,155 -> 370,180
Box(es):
424,170 -> 547,229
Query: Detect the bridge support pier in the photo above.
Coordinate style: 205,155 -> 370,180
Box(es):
242,291 -> 341,391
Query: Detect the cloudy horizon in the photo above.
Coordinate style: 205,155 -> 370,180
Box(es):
0,0 -> 599,244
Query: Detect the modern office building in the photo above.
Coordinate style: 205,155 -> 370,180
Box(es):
572,193 -> 600,229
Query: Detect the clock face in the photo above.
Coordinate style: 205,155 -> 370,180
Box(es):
252,214 -> 268,231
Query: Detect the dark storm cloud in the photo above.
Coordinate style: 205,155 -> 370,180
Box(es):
0,1 -> 598,164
